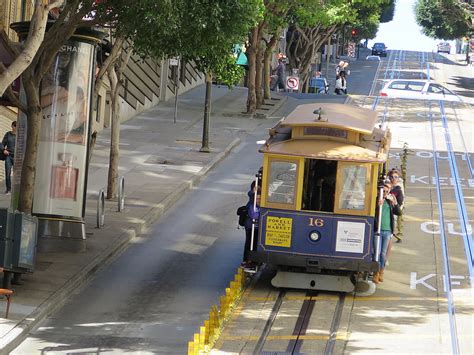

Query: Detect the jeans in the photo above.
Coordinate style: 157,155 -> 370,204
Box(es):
4,155 -> 13,192
377,230 -> 392,268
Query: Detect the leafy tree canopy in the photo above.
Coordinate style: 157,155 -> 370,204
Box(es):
113,0 -> 264,73
380,0 -> 395,23
415,0 -> 471,39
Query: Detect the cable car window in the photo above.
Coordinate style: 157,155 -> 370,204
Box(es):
267,161 -> 297,205
302,159 -> 337,212
304,127 -> 348,139
338,165 -> 367,210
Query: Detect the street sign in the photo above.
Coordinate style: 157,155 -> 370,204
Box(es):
286,76 -> 299,91
169,57 -> 179,66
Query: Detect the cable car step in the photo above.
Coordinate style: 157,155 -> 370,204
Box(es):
271,271 -> 355,292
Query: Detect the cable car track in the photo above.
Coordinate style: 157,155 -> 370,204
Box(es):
252,290 -> 347,354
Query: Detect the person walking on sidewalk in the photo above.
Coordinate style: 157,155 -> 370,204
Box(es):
373,181 -> 402,284
2,121 -> 16,194
271,58 -> 286,92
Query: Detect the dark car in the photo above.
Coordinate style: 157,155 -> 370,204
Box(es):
372,42 -> 387,57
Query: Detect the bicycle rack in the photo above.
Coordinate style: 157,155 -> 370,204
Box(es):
118,176 -> 125,212
97,188 -> 105,228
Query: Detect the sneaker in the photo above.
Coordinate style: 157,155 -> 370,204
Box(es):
5,190 -> 10,195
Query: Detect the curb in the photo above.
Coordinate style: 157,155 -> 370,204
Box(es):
0,137 -> 241,354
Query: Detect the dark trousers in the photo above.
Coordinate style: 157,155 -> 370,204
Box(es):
271,76 -> 285,91
243,227 -> 258,262
4,155 -> 13,192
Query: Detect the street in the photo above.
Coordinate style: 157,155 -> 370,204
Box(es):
11,50 -> 474,354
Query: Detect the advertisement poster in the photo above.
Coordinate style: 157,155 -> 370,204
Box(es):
31,40 -> 94,218
335,221 -> 365,253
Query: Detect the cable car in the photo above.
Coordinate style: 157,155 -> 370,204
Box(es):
248,103 -> 391,292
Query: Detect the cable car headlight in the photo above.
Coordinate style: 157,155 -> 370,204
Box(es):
309,230 -> 321,242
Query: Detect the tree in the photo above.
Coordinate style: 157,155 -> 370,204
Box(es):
380,0 -> 395,23
415,0 -> 472,39
0,0 -> 65,97
115,0 -> 263,151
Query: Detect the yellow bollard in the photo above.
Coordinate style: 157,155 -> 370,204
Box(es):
209,315 -> 215,339
199,326 -> 206,350
193,333 -> 199,355
204,320 -> 210,343
220,295 -> 227,319
230,281 -> 237,295
188,341 -> 194,355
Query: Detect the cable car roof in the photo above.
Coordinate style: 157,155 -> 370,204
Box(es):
260,138 -> 388,163
281,103 -> 378,134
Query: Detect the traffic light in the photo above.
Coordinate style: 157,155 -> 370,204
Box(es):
351,29 -> 357,38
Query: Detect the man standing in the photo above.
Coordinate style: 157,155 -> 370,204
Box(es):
2,121 -> 16,194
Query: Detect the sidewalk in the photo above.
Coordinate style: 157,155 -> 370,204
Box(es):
0,85 -> 287,353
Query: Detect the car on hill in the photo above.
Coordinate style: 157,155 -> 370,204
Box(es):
437,42 -> 451,54
366,55 -> 381,61
309,77 -> 329,94
379,79 -> 462,102
371,43 -> 387,57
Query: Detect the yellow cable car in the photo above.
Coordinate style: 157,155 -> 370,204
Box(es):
249,103 -> 391,292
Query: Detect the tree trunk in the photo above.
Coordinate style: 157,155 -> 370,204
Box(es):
263,35 -> 278,100
255,44 -> 264,109
246,47 -> 257,114
18,76 -> 41,213
200,71 -> 212,153
106,68 -> 120,199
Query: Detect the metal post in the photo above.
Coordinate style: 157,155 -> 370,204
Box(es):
325,38 -> 331,77
97,188 -> 105,228
173,58 -> 180,124
374,187 -> 383,262
118,176 -> 125,212
250,175 -> 260,251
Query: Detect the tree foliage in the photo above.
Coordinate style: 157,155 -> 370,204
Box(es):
415,0 -> 471,39
114,0 -> 263,74
380,0 -> 395,23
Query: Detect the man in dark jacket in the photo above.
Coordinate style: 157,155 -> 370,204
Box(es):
373,181 -> 402,283
2,121 -> 16,194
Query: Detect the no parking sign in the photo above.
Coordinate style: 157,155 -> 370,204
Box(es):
286,76 -> 299,91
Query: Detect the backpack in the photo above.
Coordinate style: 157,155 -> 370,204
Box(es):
236,205 -> 248,227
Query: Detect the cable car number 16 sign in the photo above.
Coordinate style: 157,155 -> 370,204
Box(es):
286,76 -> 299,91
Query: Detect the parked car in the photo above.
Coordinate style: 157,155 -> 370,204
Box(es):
309,77 -> 329,94
437,42 -> 451,54
371,42 -> 387,57
379,79 -> 462,102
366,55 -> 381,61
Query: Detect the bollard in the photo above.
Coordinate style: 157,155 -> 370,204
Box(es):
97,188 -> 105,228
118,176 -> 125,212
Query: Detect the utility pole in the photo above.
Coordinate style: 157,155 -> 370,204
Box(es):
325,38 -> 331,77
